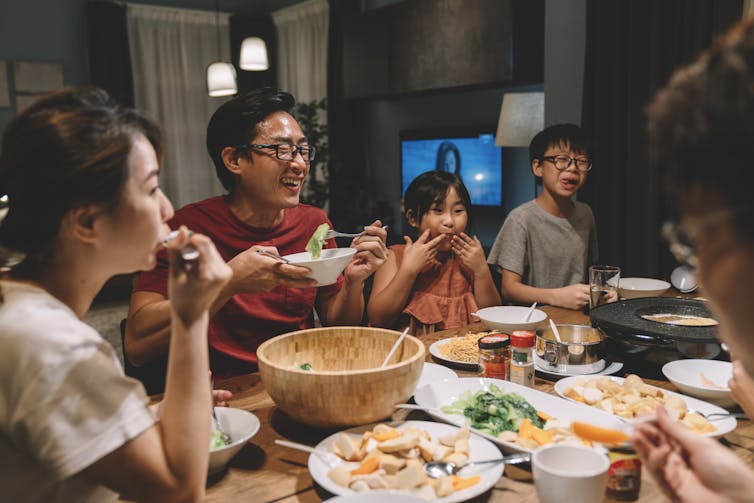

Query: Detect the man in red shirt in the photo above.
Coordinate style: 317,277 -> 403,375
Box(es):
125,88 -> 388,378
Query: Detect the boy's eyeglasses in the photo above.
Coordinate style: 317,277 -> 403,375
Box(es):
236,143 -> 316,163
540,155 -> 592,173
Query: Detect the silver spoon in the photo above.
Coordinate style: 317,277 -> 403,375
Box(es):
424,452 -> 531,478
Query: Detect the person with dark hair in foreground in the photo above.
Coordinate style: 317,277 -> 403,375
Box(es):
633,18 -> 754,501
0,87 -> 232,502
127,88 -> 388,378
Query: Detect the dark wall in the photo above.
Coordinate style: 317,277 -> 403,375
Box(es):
352,85 -> 541,251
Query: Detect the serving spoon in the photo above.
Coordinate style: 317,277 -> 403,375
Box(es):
424,452 -> 531,478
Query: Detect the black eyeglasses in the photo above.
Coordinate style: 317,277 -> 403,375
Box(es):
540,155 -> 592,173
237,143 -> 316,163
661,205 -> 749,269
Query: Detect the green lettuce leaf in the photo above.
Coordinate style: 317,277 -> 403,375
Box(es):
306,223 -> 330,259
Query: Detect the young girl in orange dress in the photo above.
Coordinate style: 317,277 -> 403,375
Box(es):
368,171 -> 500,335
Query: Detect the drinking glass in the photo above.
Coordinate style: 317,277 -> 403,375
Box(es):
589,265 -> 621,309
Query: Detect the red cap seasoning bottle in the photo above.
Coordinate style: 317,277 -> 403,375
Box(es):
509,331 -> 535,387
478,333 -> 511,380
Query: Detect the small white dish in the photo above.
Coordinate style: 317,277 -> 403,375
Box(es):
414,362 -> 458,394
282,248 -> 356,286
662,359 -> 736,408
671,265 -> 698,293
209,407 -> 260,474
619,277 -> 671,299
532,444 -> 609,503
475,305 -> 548,332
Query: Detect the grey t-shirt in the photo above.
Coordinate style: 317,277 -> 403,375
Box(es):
487,200 -> 598,289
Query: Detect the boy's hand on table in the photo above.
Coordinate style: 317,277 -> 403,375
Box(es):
550,284 -> 590,310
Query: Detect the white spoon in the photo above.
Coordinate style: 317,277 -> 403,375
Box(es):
549,319 -> 563,343
381,327 -> 410,367
274,439 -> 341,468
524,302 -> 538,322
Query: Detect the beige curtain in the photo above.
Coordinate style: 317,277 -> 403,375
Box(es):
272,0 -> 329,102
127,4 -> 229,208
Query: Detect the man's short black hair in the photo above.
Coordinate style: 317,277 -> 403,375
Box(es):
206,88 -> 295,191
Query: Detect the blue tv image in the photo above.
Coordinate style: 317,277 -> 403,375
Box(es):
400,131 -> 502,206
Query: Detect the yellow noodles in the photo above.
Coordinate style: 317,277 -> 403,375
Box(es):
438,332 -> 489,363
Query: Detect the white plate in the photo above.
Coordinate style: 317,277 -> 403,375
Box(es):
309,420 -> 503,502
326,493 -> 428,502
413,377 -> 625,453
534,359 -> 624,379
415,362 -> 459,394
662,359 -> 735,408
428,339 -> 480,370
553,375 -> 737,438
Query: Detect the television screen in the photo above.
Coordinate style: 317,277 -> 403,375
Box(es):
400,128 -> 503,206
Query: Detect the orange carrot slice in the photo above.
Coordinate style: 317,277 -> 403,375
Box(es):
451,474 -> 481,491
537,410 -> 553,422
349,456 -> 380,475
571,421 -> 630,445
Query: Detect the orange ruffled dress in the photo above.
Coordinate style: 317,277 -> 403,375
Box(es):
391,245 -> 479,335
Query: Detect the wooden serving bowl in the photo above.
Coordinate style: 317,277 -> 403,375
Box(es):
257,327 -> 425,428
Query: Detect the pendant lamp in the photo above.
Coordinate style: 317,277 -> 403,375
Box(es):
239,37 -> 269,71
206,0 -> 237,97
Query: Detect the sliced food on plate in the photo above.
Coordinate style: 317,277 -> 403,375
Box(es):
413,377 -> 625,453
309,420 -> 503,502
554,374 -> 737,437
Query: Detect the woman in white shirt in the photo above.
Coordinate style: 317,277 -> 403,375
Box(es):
0,87 -> 231,502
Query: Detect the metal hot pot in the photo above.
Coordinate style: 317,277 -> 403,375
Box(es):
589,297 -> 722,361
535,324 -> 607,374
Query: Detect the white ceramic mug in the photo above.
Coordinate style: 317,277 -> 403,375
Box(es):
532,444 -> 609,503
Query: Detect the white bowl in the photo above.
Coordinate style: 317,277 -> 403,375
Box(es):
209,407 -> 260,474
618,277 -> 671,299
662,359 -> 736,408
282,248 -> 356,286
671,265 -> 698,293
475,306 -> 548,333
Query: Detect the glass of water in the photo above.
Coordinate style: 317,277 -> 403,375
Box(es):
589,265 -> 621,310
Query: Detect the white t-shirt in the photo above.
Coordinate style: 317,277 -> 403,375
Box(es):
0,281 -> 156,502
487,200 -> 598,291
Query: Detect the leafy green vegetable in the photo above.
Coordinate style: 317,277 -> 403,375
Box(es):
306,223 -> 330,259
299,363 -> 313,371
210,429 -> 230,450
440,384 -> 543,436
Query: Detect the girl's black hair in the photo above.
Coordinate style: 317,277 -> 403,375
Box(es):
403,170 -> 473,233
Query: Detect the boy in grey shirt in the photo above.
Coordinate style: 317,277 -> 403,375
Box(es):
488,124 -> 598,309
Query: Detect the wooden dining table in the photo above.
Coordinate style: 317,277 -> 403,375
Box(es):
201,305 -> 754,502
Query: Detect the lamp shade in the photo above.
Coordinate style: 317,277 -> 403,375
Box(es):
207,62 -> 237,97
495,92 -> 545,147
239,37 -> 269,71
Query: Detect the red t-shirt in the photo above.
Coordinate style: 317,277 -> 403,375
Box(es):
134,196 -> 342,373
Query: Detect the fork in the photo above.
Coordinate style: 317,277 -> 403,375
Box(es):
210,379 -> 231,446
688,409 -> 748,421
324,225 -> 389,240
